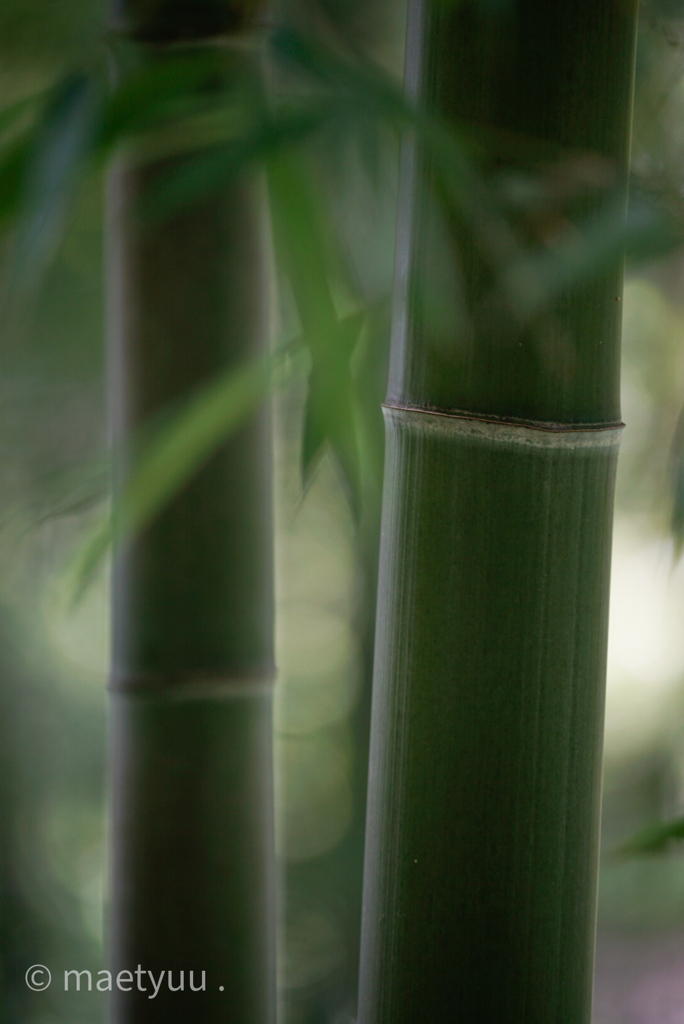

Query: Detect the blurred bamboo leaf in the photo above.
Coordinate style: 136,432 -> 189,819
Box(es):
0,91 -> 45,144
0,458 -> 111,560
614,814 -> 684,856
31,459 -> 110,522
271,27 -> 533,278
0,20 -> 682,558
99,49 -> 246,152
69,341 -> 308,600
272,26 -> 684,323
0,23 -> 679,302
302,310 -> 365,476
268,152 -> 363,515
0,93 -> 47,227
497,197 -> 680,327
4,72 -> 103,314
350,298 -> 392,499
625,196 -> 684,264
144,104 -> 329,222
0,137 -> 32,230
271,26 -> 411,126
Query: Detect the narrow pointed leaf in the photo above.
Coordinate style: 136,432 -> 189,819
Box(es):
0,137 -> 32,228
68,343 -> 306,600
301,383 -> 328,481
99,49 -> 242,151
268,153 -> 363,513
143,105 -> 328,222
9,73 -> 103,296
614,815 -> 684,857
302,311 -> 366,484
0,91 -> 45,143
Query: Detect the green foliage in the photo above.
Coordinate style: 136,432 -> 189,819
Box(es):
3,4 -> 684,1021
69,341 -> 308,599
269,154 -> 364,512
0,15 -> 683,570
0,0 -> 103,71
9,74 -> 104,298
616,815 -> 684,856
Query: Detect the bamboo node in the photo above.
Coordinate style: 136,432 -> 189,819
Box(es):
382,403 -> 624,450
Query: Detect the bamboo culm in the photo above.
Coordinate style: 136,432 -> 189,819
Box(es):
359,2 -> 639,1022
107,3 -> 275,1022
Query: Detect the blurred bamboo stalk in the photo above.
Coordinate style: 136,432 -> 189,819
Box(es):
359,1 -> 639,1022
107,3 -> 276,1022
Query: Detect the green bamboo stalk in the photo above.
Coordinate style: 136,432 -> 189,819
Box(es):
107,3 -> 275,1022
359,2 -> 639,1022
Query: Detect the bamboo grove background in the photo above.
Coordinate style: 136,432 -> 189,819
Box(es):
3,0 -> 684,1022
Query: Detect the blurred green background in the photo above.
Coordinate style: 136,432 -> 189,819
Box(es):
3,3 -> 684,1023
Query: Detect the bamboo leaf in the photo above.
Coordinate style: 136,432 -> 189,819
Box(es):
271,26 -> 410,125
302,311 -> 366,484
272,28 -> 535,281
273,26 -> 684,318
301,386 -> 328,478
0,137 -> 32,229
495,198 -> 652,326
6,72 -> 103,303
0,93 -> 47,227
625,198 -> 684,264
99,49 -> 243,152
0,90 -> 45,144
613,815 -> 684,856
68,342 -> 307,600
143,105 -> 329,222
268,152 -> 363,514
350,299 -> 392,497
30,460 -> 110,523
0,459 -> 111,562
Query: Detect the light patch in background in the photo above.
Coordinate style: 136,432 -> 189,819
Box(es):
276,606 -> 360,735
41,565 -> 109,689
277,728 -> 353,863
40,798 -> 105,945
605,521 -> 684,761
276,530 -> 356,612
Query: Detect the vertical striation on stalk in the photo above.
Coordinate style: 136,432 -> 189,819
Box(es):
359,1 -> 639,1022
107,2 -> 276,1022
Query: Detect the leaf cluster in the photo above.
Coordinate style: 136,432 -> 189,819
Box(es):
0,20 -> 682,587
